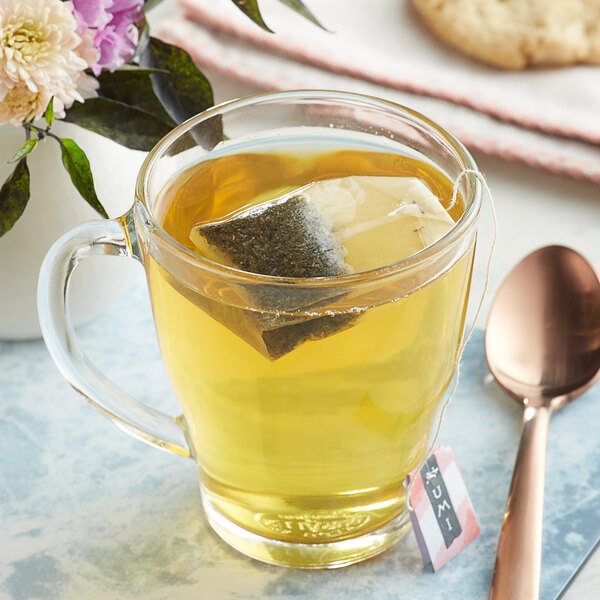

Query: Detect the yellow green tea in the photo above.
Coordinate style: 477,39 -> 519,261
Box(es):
147,145 -> 474,546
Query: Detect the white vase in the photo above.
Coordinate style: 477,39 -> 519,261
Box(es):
0,120 -> 146,340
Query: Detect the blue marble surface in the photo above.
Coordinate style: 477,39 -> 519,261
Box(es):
1,279 -> 598,600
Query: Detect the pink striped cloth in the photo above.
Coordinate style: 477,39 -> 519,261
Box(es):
157,0 -> 600,184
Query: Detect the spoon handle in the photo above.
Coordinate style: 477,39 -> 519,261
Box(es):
489,404 -> 551,600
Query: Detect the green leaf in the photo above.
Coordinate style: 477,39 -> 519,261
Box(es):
229,0 -> 273,32
139,38 -> 215,125
97,69 -> 176,127
8,139 -> 37,163
63,97 -> 172,151
229,0 -> 326,31
131,17 -> 150,62
278,0 -> 328,30
144,0 -> 165,11
113,64 -> 168,74
59,138 -> 108,218
0,159 -> 30,237
45,97 -> 55,126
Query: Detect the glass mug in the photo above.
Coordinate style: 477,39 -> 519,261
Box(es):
38,91 -> 482,569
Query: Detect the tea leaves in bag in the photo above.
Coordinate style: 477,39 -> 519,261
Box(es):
189,176 -> 454,359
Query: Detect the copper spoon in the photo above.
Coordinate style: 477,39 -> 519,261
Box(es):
485,245 -> 600,600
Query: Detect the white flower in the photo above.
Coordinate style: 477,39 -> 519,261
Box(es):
0,84 -> 51,124
0,0 -> 99,124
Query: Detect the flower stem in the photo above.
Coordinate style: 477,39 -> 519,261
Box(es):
23,122 -> 62,144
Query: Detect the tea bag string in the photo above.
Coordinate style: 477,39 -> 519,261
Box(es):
406,169 -> 497,512
452,169 -> 497,355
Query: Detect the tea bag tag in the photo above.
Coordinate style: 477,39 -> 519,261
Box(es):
404,446 -> 480,571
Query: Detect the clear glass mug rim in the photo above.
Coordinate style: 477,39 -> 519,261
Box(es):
135,89 -> 482,288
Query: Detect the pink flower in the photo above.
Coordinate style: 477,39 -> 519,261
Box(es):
72,0 -> 114,29
72,0 -> 143,75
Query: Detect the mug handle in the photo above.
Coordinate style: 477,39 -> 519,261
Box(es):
37,215 -> 191,458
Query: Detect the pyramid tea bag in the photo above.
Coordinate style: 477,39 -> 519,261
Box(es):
190,176 -> 455,359
191,192 -> 353,280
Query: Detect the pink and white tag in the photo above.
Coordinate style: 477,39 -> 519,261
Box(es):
404,446 -> 480,571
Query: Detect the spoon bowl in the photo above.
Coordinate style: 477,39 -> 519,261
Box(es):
487,245 -> 600,406
485,245 -> 600,600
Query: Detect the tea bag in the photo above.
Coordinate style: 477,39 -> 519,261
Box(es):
189,176 -> 455,360
306,176 -> 455,272
190,193 -> 353,279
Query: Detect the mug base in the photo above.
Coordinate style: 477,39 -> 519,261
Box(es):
201,490 -> 412,569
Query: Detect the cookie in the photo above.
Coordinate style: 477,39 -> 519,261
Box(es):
412,0 -> 600,69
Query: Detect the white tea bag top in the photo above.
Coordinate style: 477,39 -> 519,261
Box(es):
190,176 -> 455,276
306,176 -> 455,273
